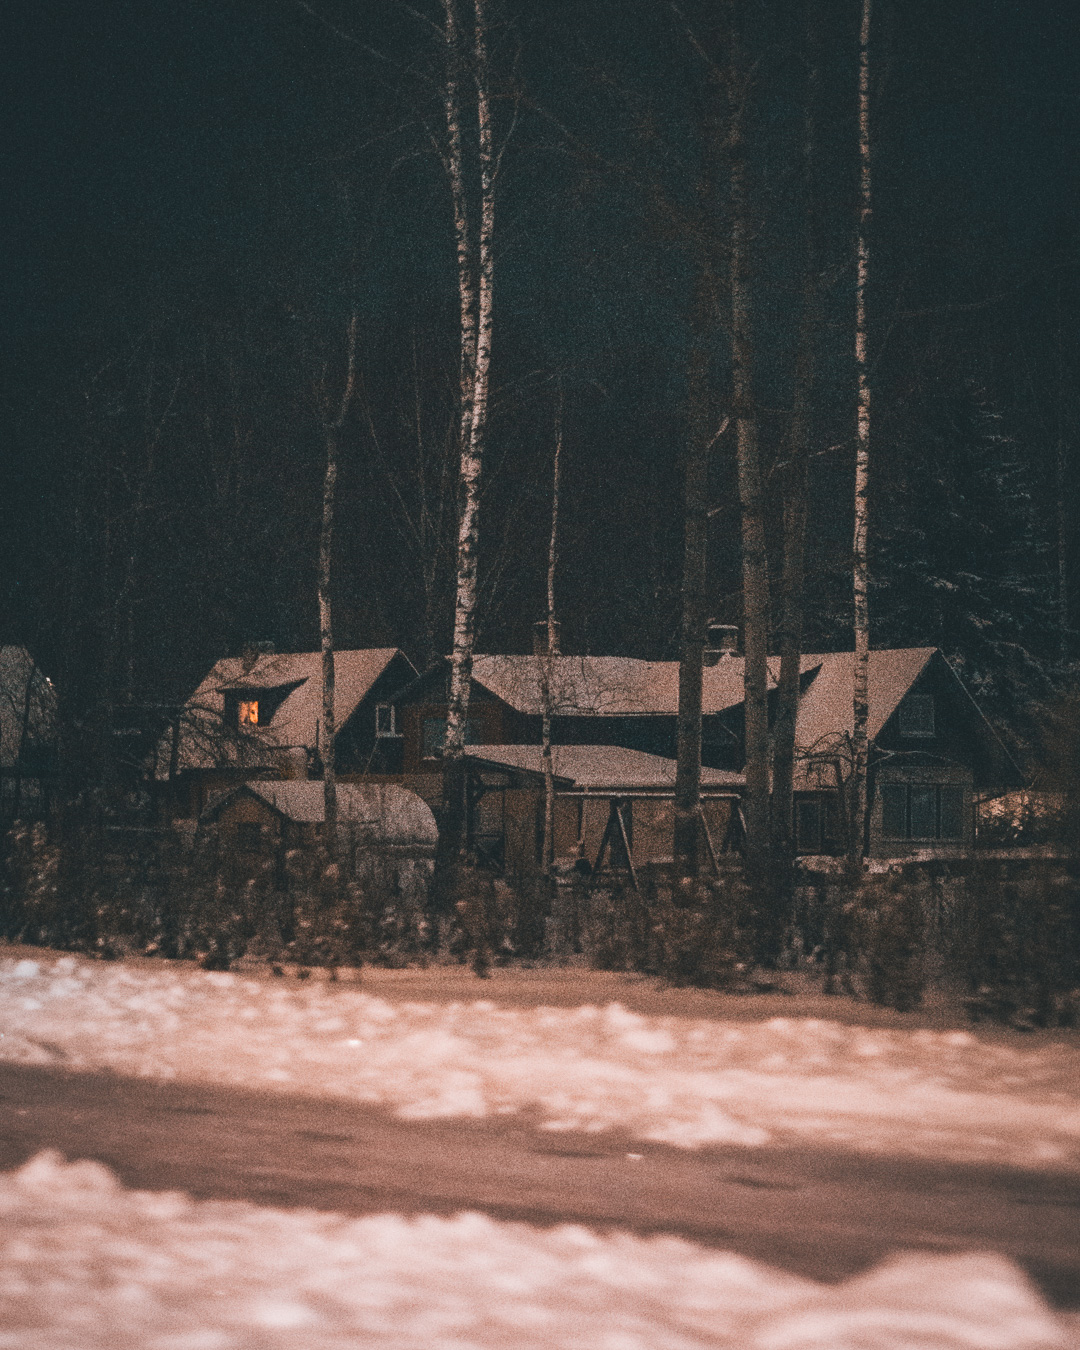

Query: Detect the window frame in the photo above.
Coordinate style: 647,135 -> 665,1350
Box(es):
880,783 -> 965,841
898,693 -> 936,739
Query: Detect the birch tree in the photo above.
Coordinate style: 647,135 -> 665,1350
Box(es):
441,0 -> 496,859
314,313 -> 357,859
850,0 -> 872,866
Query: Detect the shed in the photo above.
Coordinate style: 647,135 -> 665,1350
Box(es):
460,744 -> 744,880
201,781 -> 437,905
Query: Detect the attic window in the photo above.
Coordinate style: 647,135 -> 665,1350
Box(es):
898,694 -> 935,738
224,680 -> 306,730
375,703 -> 397,737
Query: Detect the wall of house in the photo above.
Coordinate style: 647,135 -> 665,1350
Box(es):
869,762 -> 974,858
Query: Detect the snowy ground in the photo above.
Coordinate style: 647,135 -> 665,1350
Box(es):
1,953 -> 1079,1168
2,1149 -> 1074,1350
2,950 -> 1080,1347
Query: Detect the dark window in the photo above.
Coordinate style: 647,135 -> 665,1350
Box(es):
882,785 -> 907,838
938,786 -> 965,839
794,796 -> 843,854
909,785 -> 937,838
375,703 -> 397,737
796,798 -> 824,853
236,822 -> 264,852
898,694 -> 935,738
422,716 -> 481,759
881,784 -> 966,841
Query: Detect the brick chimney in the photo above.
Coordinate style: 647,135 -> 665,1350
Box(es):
533,620 -> 562,657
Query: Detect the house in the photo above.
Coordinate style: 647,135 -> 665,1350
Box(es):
387,645 -> 1022,866
459,743 -> 743,881
389,651 -> 766,776
158,647 -> 418,818
0,646 -> 57,821
791,648 -> 1025,858
200,780 -> 437,905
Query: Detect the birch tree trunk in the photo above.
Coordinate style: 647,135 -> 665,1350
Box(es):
318,314 -> 358,860
442,0 -> 494,861
850,0 -> 872,867
540,387 -> 563,876
728,27 -> 770,907
771,0 -> 822,878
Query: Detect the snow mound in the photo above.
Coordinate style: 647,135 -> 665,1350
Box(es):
2,955 -> 1080,1166
0,1151 -> 1071,1350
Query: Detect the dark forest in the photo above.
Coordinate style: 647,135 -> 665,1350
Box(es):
3,0 -> 1078,764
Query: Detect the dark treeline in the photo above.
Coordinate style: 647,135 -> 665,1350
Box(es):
3,0 -> 1078,770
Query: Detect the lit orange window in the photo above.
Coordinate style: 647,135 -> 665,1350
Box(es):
239,699 -> 260,725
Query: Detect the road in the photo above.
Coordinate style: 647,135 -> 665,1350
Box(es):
1,1061 -> 1078,1308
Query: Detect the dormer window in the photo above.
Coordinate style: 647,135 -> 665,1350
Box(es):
375,703 -> 397,737
899,694 -> 935,738
223,680 -> 305,730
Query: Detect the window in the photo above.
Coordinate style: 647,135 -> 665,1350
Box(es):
794,795 -> 842,854
236,822 -> 264,852
375,703 -> 397,737
422,716 -> 481,759
898,694 -> 935,738
224,681 -> 306,730
881,784 -> 965,840
239,699 -> 259,726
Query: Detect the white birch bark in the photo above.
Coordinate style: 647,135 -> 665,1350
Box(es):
444,0 -> 493,769
851,0 -> 872,865
319,314 -> 358,858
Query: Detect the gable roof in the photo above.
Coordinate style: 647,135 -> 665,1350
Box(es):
464,743 -> 743,792
795,648 -> 937,754
469,654 -> 776,717
162,648 -> 415,776
203,780 -> 437,845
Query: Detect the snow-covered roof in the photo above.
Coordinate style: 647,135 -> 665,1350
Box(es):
470,654 -> 772,717
0,646 -> 56,767
465,744 -> 744,792
795,648 -> 937,755
208,781 -> 437,846
162,649 -> 414,776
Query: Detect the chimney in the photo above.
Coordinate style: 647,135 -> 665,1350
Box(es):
533,620 -> 562,657
703,622 -> 739,667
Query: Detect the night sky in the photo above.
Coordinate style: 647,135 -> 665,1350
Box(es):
3,0 -> 1079,740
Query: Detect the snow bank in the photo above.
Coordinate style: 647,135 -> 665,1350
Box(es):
2,955 -> 1080,1166
0,1151 -> 1072,1350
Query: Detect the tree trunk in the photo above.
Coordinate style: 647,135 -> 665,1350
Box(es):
851,0 -> 872,867
771,0 -> 822,878
674,271 -> 718,882
442,0 -> 494,862
728,28 -> 770,905
319,425 -> 339,857
540,387 -> 563,876
318,315 -> 357,861
675,59 -> 725,885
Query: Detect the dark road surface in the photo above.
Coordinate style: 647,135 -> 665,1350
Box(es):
1,1062 -> 1078,1308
